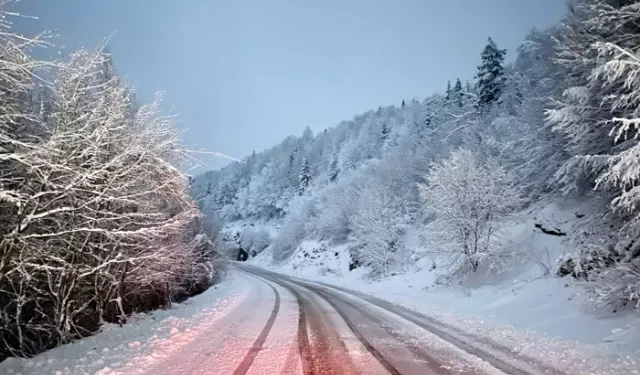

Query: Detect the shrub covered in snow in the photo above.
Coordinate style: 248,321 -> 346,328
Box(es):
272,195 -> 319,262
556,239 -> 640,280
240,227 -> 272,257
585,260 -> 640,314
419,148 -> 523,275
557,239 -> 640,314
351,184 -> 408,277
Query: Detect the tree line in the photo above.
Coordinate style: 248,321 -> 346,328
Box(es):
0,6 -> 223,360
195,0 -> 640,314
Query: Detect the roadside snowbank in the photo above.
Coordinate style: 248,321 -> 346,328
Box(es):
0,273 -> 247,375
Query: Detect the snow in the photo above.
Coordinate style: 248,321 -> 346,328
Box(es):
248,199 -> 640,374
260,266 -> 640,374
6,199 -> 638,374
0,273 -> 248,375
223,221 -> 279,239
241,279 -> 302,375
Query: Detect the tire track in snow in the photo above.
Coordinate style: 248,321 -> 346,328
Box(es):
307,283 -> 452,375
242,265 -> 463,374
233,272 -> 280,375
241,266 -> 358,375
308,284 -> 404,375
231,274 -> 281,375
279,271 -> 566,375
288,283 -> 315,375
241,266 -> 314,375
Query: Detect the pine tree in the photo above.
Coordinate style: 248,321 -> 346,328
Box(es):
475,37 -> 507,109
287,147 -> 298,185
401,99 -> 406,108
297,158 -> 312,195
288,149 -> 296,170
328,151 -> 340,183
453,78 -> 464,108
381,121 -> 390,143
445,80 -> 452,101
206,182 -> 212,195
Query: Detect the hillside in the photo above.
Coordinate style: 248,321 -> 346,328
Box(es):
192,0 -> 640,354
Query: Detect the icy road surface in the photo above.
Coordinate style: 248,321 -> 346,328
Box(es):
3,263 -> 637,375
223,264 -> 566,375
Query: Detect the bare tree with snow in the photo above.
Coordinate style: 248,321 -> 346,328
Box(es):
419,148 -> 522,274
0,27 -> 218,358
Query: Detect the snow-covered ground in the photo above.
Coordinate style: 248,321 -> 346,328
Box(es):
249,199 -> 640,366
0,273 -> 248,375
9,199 -> 638,374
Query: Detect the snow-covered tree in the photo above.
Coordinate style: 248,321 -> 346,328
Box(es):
315,173 -> 361,241
453,78 -> 464,108
419,149 -> 522,274
475,37 -> 507,109
545,0 -> 635,194
351,177 -> 407,276
297,157 -> 313,195
380,120 -> 390,143
272,195 -> 319,262
328,149 -> 340,182
0,12 -> 220,358
510,26 -> 569,194
575,1 -> 640,236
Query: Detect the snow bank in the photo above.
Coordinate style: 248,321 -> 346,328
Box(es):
0,274 -> 248,375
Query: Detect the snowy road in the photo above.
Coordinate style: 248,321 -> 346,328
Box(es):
198,264 -> 566,375
2,263 -> 584,375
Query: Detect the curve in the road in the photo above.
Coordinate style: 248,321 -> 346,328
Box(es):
305,284 -> 404,375
276,269 -> 566,375
234,269 -> 315,375
290,285 -> 314,375
231,274 -> 282,375
308,280 -> 560,375
307,283 -> 452,375
239,264 -> 565,375
241,265 -> 455,375
251,270 -> 352,374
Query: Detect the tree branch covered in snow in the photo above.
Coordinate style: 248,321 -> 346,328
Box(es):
419,148 -> 523,274
0,6 -> 222,360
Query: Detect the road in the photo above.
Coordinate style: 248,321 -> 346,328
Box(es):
146,264 -> 565,375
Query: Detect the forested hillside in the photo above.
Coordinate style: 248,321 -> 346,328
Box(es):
194,0 -> 640,314
0,5 -> 224,361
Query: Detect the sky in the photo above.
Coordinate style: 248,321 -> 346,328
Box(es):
11,0 -> 567,172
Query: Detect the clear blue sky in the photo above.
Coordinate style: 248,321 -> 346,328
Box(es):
12,0 -> 567,171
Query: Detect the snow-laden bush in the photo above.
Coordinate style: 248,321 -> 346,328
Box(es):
556,238 -> 640,314
586,259 -> 640,314
351,179 -> 408,277
272,195 -> 318,262
419,148 -> 523,275
240,227 -> 271,256
314,181 -> 358,241
556,238 -> 640,279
